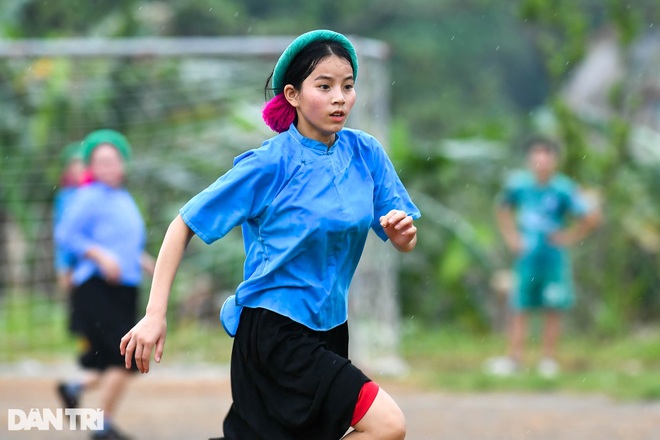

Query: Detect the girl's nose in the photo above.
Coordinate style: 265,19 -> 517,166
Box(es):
332,87 -> 346,104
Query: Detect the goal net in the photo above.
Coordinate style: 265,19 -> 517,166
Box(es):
0,36 -> 403,372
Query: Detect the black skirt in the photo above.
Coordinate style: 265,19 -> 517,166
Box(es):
223,307 -> 370,440
72,276 -> 139,372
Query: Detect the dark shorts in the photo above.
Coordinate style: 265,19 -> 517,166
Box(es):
72,277 -> 139,372
223,307 -> 370,440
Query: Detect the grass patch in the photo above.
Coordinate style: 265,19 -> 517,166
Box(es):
0,293 -> 76,361
0,292 -> 233,365
399,322 -> 660,401
161,319 -> 233,365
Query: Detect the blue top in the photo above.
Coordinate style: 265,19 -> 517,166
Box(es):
498,170 -> 591,254
180,125 -> 420,334
53,186 -> 78,273
55,182 -> 147,287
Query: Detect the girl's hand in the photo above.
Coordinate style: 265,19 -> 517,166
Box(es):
120,313 -> 167,373
380,210 -> 417,252
93,250 -> 122,284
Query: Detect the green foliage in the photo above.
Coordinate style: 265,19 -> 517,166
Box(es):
165,0 -> 251,36
0,0 -> 141,38
608,0 -> 660,45
519,0 -> 589,85
392,129 -> 505,328
401,323 -> 660,400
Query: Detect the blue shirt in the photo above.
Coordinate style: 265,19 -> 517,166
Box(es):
181,125 -> 420,333
498,170 -> 591,254
53,186 -> 78,273
55,182 -> 147,286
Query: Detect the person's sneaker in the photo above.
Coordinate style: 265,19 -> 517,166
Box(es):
484,356 -> 519,377
91,425 -> 133,440
56,382 -> 80,408
537,357 -> 560,378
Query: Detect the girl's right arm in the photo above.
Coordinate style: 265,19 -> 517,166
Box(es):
120,214 -> 195,373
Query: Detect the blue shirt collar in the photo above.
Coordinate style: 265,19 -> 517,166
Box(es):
89,181 -> 123,192
287,123 -> 340,153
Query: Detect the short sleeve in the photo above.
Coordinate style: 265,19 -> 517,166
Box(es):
366,137 -> 421,241
566,185 -> 591,217
180,149 -> 284,244
54,188 -> 97,257
497,171 -> 525,208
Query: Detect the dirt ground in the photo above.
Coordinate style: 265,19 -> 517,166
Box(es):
1,361 -> 659,440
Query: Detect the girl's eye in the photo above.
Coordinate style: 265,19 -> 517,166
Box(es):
319,84 -> 330,90
344,84 -> 354,91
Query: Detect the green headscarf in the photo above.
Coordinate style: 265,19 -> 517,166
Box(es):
81,129 -> 131,164
59,141 -> 83,165
271,29 -> 359,95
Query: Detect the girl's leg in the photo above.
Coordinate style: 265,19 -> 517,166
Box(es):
82,370 -> 102,389
344,388 -> 405,440
98,366 -> 132,419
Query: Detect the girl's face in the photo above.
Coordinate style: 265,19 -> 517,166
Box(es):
89,143 -> 125,188
284,55 -> 356,147
64,158 -> 85,186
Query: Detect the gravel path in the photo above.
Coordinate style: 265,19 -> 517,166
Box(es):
1,361 -> 659,439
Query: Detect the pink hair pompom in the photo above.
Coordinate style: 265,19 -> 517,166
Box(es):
80,169 -> 94,185
262,94 -> 296,133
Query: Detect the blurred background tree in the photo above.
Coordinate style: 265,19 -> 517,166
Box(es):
1,0 -> 659,342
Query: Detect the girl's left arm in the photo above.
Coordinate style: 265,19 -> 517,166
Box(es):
379,209 -> 417,252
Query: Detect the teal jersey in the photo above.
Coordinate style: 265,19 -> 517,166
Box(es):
498,170 -> 590,254
498,170 -> 592,310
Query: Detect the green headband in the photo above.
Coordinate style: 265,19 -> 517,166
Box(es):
81,129 -> 132,164
60,141 -> 83,165
271,29 -> 359,95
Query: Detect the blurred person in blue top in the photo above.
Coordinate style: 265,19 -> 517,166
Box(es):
55,129 -> 155,440
53,141 -> 86,333
53,142 -> 85,289
486,136 -> 600,378
121,30 -> 419,440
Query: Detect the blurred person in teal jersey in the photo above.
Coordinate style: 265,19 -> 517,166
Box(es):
486,136 -> 600,378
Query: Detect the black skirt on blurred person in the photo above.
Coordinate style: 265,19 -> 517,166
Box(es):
73,276 -> 139,372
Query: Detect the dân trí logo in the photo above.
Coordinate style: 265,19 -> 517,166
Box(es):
8,408 -> 104,431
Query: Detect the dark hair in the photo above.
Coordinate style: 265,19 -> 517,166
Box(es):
264,39 -> 355,100
522,136 -> 560,156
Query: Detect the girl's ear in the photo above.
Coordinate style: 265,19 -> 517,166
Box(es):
283,84 -> 300,108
